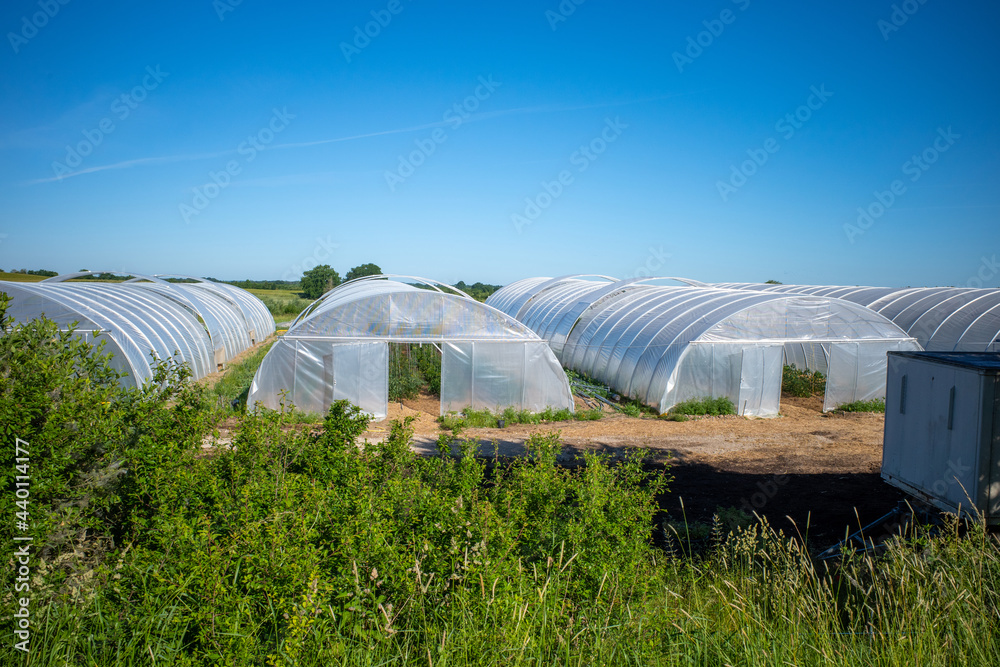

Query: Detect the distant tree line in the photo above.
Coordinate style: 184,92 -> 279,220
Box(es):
410,280 -> 502,302
300,263 -> 384,299
206,278 -> 303,291
454,281 -> 502,302
2,268 -> 58,277
2,266 -> 501,303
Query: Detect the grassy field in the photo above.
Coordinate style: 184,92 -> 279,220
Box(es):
0,271 -> 47,282
246,287 -> 314,323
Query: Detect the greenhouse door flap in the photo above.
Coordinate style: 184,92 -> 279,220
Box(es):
737,345 -> 783,417
323,342 -> 388,419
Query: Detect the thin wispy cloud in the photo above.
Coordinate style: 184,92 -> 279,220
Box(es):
22,149 -> 236,186
20,92 -> 696,187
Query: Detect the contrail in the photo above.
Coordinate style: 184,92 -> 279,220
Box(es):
21,92 -> 699,186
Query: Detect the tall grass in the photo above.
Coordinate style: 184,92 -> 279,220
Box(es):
208,340 -> 274,408
252,290 -> 314,322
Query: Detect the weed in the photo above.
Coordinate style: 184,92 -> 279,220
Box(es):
620,402 -> 642,418
669,396 -> 737,416
836,397 -> 887,413
782,364 -> 827,397
437,405 -> 600,431
209,340 -> 274,409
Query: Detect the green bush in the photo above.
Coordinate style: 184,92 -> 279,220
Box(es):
0,293 -> 215,593
836,397 -> 887,413
782,364 -> 827,397
574,407 -> 604,421
438,405 -> 601,431
620,403 -> 642,418
669,396 -> 737,416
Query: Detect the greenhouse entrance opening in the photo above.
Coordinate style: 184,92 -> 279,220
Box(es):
387,343 -> 443,407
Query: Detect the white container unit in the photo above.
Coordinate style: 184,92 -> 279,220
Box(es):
882,352 -> 1000,523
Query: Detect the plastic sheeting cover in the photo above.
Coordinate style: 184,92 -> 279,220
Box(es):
710,282 -> 1000,352
1,277 -> 274,386
488,277 -> 920,416
249,278 -> 574,418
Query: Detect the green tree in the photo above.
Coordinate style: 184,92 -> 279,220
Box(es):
344,263 -> 382,282
301,264 -> 341,299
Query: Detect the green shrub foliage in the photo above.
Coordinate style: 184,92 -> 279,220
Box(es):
782,364 -> 827,397
669,396 -> 737,416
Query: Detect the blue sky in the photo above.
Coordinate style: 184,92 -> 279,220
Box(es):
1,0 -> 997,287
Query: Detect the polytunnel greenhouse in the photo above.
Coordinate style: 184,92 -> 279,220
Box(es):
248,276 -> 574,419
486,276 -> 921,416
0,271 -> 275,387
704,282 -> 1000,352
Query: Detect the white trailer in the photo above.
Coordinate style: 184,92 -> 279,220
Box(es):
882,352 -> 1000,524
